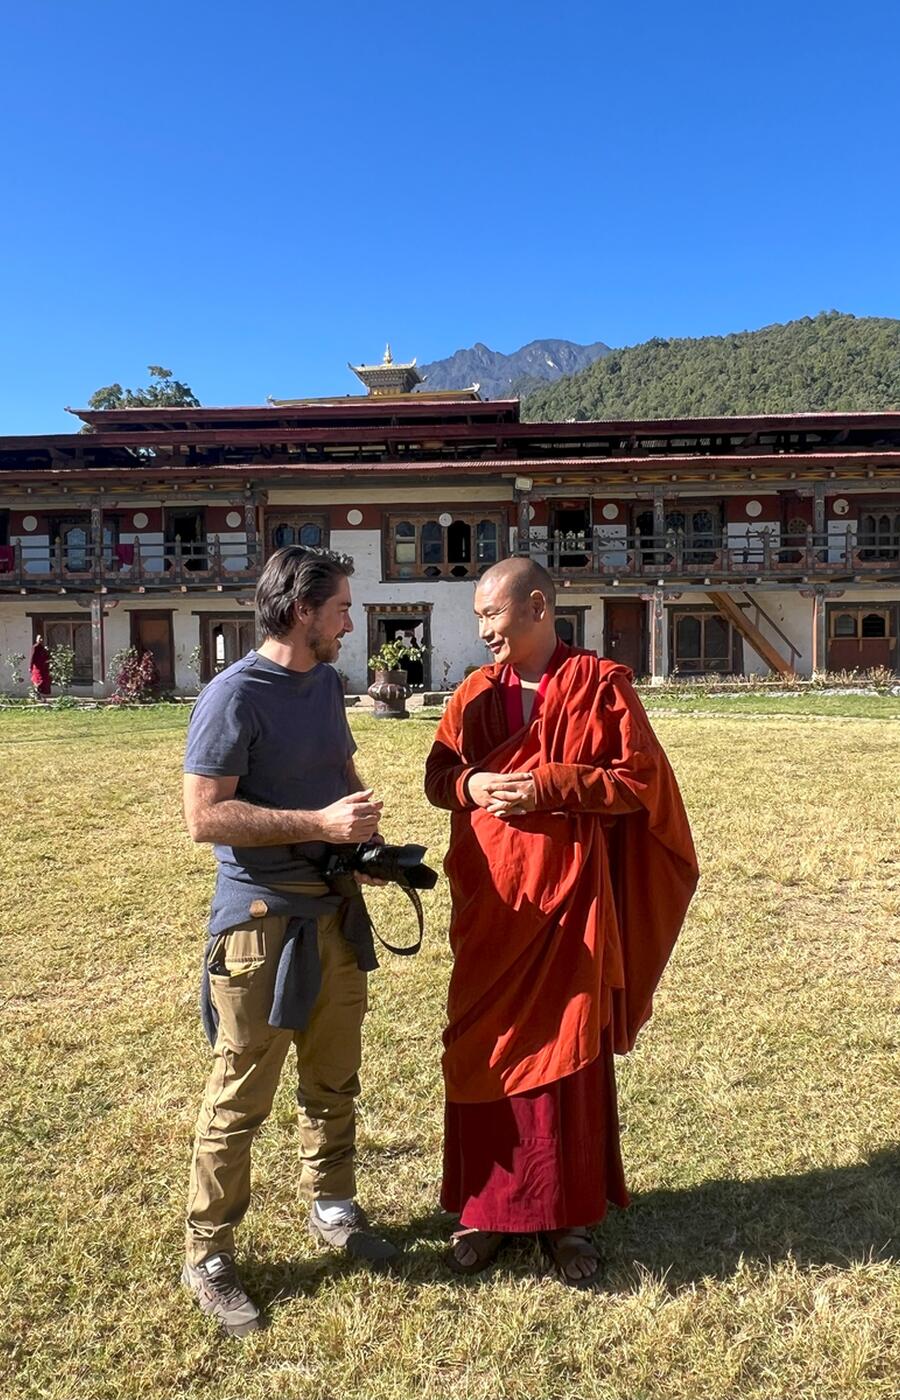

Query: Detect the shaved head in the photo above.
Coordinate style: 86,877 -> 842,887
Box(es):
478,557 -> 556,609
474,556 -> 561,675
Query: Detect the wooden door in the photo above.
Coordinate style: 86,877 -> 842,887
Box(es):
604,598 -> 645,673
131,612 -> 174,687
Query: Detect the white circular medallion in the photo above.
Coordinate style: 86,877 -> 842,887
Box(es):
602,503 -> 619,520
346,509 -> 363,526
438,512 -> 453,527
745,500 -> 763,518
225,510 -> 242,528
22,515 -> 37,532
528,504 -> 536,521
833,498 -> 849,516
132,511 -> 149,529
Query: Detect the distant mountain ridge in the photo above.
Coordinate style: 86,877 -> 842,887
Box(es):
522,313 -> 900,421
419,338 -> 610,400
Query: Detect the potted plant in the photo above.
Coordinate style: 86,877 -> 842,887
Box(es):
367,638 -> 427,720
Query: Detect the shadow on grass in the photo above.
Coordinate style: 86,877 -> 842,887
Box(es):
249,1146 -> 900,1303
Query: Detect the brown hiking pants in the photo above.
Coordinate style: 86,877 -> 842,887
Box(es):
185,894 -> 367,1266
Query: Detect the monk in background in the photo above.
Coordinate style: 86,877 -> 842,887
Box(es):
424,558 -> 698,1285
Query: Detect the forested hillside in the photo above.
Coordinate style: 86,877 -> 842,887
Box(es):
522,313 -> 900,420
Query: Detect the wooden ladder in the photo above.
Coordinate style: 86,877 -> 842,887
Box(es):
706,591 -> 796,679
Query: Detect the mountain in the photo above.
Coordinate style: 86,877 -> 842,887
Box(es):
419,338 -> 610,400
522,313 -> 900,421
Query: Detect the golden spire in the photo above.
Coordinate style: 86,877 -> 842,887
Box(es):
383,342 -> 393,365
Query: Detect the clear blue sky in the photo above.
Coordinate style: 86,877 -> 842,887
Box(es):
2,0 -> 899,433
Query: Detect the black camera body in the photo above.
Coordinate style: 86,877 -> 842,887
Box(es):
325,841 -> 438,891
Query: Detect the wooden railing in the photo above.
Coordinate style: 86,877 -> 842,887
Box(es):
0,536 -> 263,591
537,528 -> 900,579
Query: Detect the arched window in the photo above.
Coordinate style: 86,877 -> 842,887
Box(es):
832,613 -> 857,638
447,520 -> 471,567
299,522 -> 323,548
476,520 -> 499,564
861,612 -> 887,638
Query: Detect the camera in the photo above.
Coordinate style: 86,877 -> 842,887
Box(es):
325,841 -> 438,890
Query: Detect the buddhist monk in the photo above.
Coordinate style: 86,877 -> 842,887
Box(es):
424,558 -> 698,1285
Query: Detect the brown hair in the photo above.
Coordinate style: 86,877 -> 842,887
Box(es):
255,546 -> 354,639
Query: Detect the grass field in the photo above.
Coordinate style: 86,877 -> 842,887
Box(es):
1,701 -> 898,1400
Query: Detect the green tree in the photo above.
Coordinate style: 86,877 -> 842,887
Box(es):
86,365 -> 200,413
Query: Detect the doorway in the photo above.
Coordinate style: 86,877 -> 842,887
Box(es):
130,611 -> 174,688
604,598 -> 646,674
549,501 -> 591,568
365,605 -> 433,688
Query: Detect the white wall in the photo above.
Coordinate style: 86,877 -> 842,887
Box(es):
0,606 -> 34,691
330,528 -> 490,691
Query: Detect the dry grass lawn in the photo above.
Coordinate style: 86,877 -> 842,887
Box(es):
1,702 -> 898,1400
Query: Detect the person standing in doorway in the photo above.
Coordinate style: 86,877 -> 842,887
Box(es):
182,546 -> 395,1338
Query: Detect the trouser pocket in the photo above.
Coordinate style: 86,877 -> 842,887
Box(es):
208,917 -> 286,1050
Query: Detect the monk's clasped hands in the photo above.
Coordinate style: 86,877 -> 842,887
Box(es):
468,770 -> 537,818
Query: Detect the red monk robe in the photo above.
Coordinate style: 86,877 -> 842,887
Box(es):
424,641 -> 698,1232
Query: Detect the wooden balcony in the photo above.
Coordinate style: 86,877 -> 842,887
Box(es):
538,529 -> 900,583
0,536 -> 262,594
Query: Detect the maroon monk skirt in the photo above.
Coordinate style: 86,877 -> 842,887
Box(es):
441,1032 -> 629,1233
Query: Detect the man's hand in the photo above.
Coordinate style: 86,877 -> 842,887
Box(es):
484,772 -> 537,818
318,790 -> 384,844
466,771 -> 511,810
354,831 -> 389,886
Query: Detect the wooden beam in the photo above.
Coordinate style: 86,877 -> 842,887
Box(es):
707,591 -> 795,678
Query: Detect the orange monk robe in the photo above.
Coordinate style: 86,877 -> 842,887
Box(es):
424,645 -> 698,1192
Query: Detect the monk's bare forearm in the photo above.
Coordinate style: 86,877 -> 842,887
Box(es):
188,799 -> 329,846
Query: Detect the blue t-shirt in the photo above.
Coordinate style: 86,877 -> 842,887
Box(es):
184,651 -> 356,881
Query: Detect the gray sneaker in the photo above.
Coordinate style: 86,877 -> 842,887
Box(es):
308,1201 -> 398,1264
181,1253 -> 263,1338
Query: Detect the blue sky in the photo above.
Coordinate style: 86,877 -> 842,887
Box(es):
2,0 -> 898,432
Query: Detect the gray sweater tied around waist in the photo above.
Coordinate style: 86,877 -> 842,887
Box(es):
200,866 -> 378,1046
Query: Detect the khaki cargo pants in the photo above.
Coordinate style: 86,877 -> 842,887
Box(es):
185,889 -> 367,1267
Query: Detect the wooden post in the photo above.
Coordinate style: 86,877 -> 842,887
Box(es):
244,491 -> 259,569
649,587 -> 668,685
91,501 -> 103,584
90,595 -> 105,697
515,490 -> 531,556
811,586 -> 827,675
814,482 -> 826,564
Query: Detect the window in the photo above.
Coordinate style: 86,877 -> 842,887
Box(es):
265,511 -> 330,556
634,504 -> 722,567
858,510 -> 900,561
555,608 -> 587,647
385,512 -> 505,580
670,607 -> 740,674
828,606 -> 895,642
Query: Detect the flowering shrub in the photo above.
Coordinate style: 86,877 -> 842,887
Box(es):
108,646 -> 161,704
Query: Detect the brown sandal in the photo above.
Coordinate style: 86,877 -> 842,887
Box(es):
541,1228 -> 602,1288
445,1228 -> 504,1276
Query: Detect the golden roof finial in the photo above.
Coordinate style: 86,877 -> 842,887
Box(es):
383,342 -> 393,365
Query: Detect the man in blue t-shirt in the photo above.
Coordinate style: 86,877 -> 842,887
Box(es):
182,546 -> 394,1338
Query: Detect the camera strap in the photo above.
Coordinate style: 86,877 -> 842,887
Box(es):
370,878 -> 423,957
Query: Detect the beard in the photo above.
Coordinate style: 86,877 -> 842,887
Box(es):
308,621 -> 343,663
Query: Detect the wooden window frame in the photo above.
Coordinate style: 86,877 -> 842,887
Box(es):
383,510 -> 506,581
828,603 -> 898,642
264,510 -> 330,558
669,603 -> 743,676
